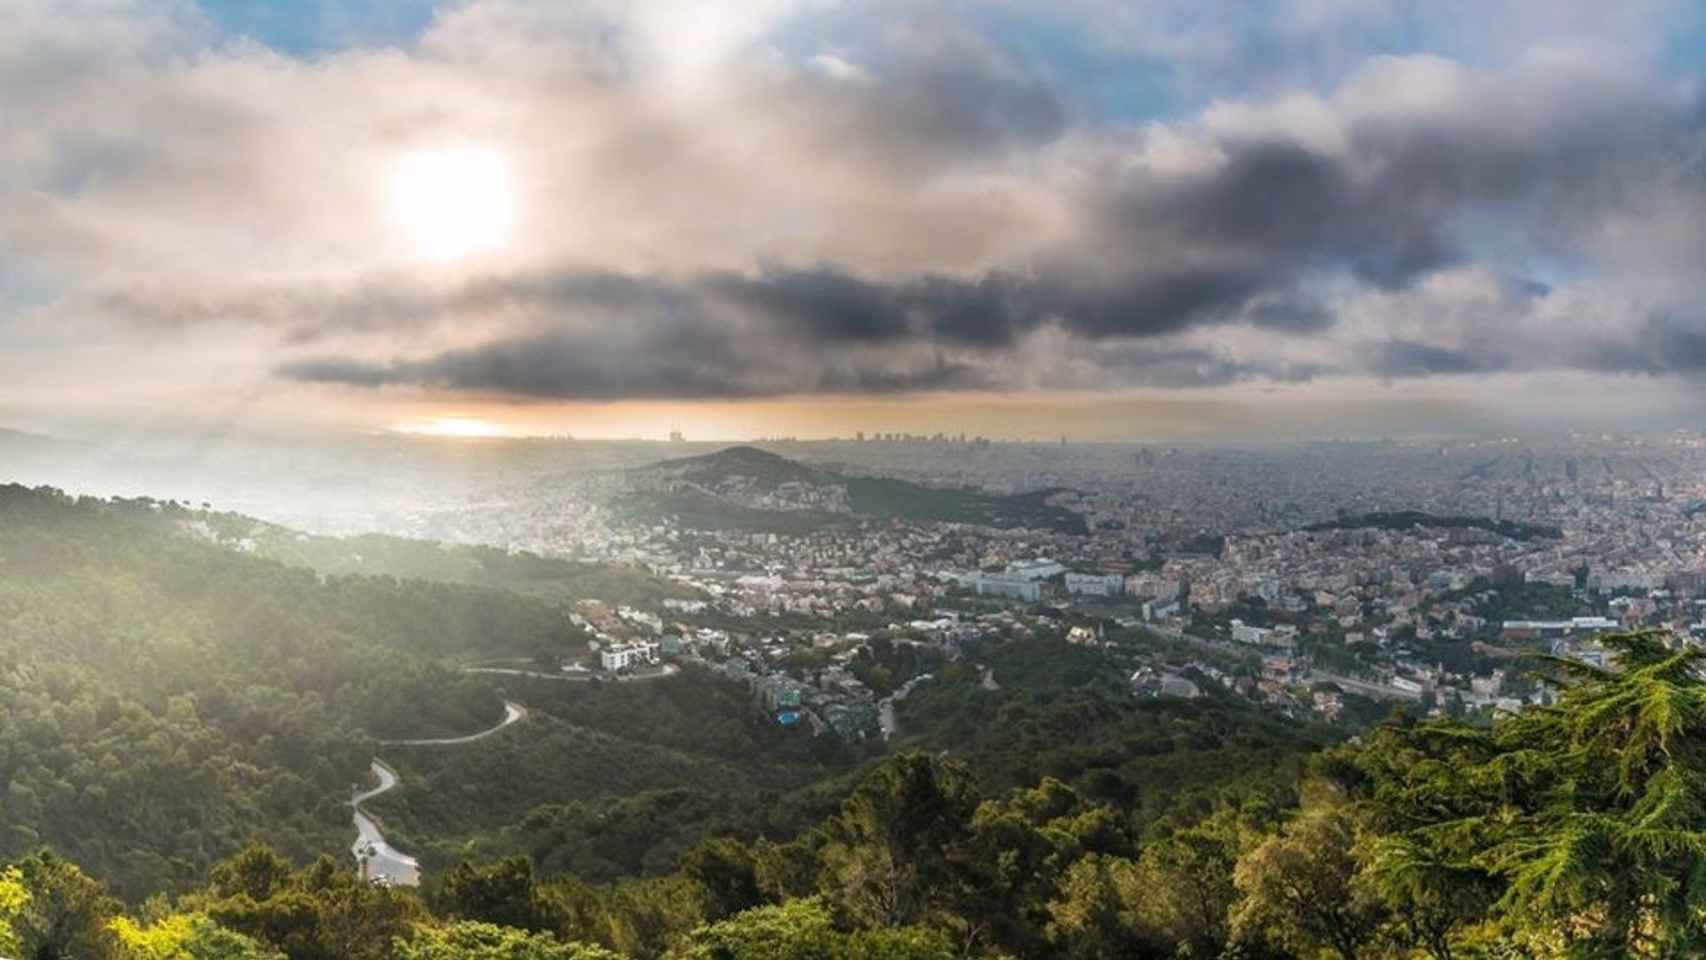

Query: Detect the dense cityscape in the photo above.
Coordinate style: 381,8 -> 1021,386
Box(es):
115,428 -> 1706,740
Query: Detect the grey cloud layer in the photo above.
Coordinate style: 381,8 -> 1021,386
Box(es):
271,264 -> 1334,398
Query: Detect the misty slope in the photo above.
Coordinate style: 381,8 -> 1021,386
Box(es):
0,486 -> 857,901
625,445 -> 1088,534
178,509 -> 704,605
0,486 -> 580,897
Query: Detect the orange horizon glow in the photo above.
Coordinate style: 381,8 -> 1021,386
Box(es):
395,417 -> 515,438
356,379 -> 1496,444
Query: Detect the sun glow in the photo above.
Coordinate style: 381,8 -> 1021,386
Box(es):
387,144 -> 516,261
401,417 -> 510,438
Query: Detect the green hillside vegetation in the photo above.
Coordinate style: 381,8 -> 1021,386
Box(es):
630,446 -> 1087,534
13,635 -> 1706,960
613,491 -> 853,535
0,487 -> 831,900
895,639 -> 1332,814
842,477 -> 1085,533
158,509 -> 700,607
638,446 -> 828,487
363,665 -> 862,883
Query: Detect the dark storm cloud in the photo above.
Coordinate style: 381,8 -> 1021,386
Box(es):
168,253 -> 1321,354
705,265 -> 1286,347
706,267 -> 913,344
1638,315 -> 1706,373
1577,313 -> 1706,376
1098,138 -> 1461,297
105,270 -> 699,342
279,324 -> 991,400
268,255 -> 1349,400
1366,340 -> 1502,378
274,259 -> 1352,398
1054,342 -> 1335,389
706,266 -> 1288,345
1244,295 -> 1335,332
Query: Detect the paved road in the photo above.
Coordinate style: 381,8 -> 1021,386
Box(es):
463,667 -> 591,682
461,664 -> 679,684
351,700 -> 529,886
619,663 -> 681,682
1304,669 -> 1423,702
350,761 -> 419,887
347,663 -> 685,886
878,673 -> 932,740
878,700 -> 897,739
379,701 -> 526,746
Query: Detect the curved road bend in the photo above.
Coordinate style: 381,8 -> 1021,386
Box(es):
379,700 -> 527,746
352,699 -> 528,885
462,667 -> 590,682
350,760 -> 419,886
462,664 -> 680,684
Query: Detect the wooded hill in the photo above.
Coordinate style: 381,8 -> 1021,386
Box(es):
623,446 -> 1088,534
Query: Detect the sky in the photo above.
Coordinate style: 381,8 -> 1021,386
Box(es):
7,0 -> 1706,441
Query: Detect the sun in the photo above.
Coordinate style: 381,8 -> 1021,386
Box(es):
387,144 -> 516,261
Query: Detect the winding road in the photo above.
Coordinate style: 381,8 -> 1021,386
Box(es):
461,663 -> 679,684
379,700 -> 527,746
348,662 -> 683,886
350,761 -> 419,886
462,667 -> 591,682
350,699 -> 528,886
878,673 -> 932,740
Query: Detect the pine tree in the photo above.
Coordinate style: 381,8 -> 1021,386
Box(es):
1343,631 -> 1706,957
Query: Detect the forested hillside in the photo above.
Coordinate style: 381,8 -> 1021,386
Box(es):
9,632 -> 1706,960
192,519 -> 701,606
0,486 -> 838,900
625,446 -> 1089,534
0,486 -> 578,896
893,637 -> 1331,814
6,484 -> 1705,958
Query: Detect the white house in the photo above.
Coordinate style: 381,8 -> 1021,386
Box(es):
600,640 -> 660,672
1230,619 -> 1273,646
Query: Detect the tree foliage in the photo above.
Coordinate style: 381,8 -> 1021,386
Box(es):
1337,631 -> 1706,957
392,921 -> 621,960
0,866 -> 30,958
